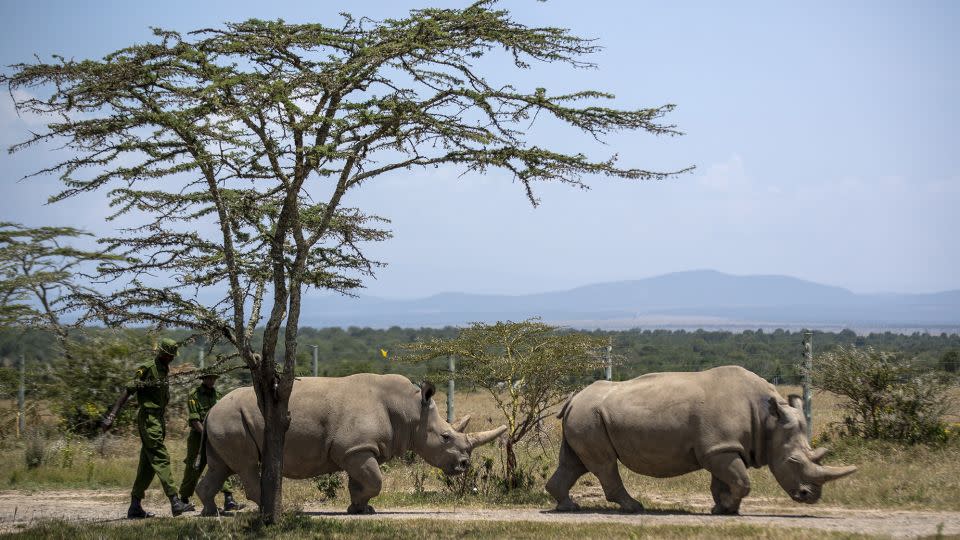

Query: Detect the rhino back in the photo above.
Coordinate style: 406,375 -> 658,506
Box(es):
565,366 -> 774,477
206,374 -> 421,479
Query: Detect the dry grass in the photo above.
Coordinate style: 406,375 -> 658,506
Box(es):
1,386 -> 958,513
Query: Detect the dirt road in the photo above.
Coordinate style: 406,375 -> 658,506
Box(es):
1,490 -> 958,538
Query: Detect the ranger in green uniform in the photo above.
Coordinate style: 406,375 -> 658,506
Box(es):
102,338 -> 192,519
178,372 -> 241,512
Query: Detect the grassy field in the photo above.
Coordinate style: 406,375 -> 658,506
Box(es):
1,387 -> 959,514
0,515 -> 876,540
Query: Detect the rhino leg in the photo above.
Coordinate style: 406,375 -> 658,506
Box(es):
196,445 -> 231,516
546,436 -> 587,512
590,460 -> 643,513
236,465 -> 261,507
344,451 -> 382,515
704,452 -> 750,515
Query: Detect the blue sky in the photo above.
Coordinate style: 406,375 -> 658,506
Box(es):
1,1 -> 957,298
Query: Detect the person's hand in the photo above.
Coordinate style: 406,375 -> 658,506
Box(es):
191,420 -> 204,434
101,412 -> 116,432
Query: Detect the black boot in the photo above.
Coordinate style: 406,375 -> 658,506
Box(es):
127,497 -> 154,519
223,493 -> 244,512
170,494 -> 193,516
180,496 -> 196,512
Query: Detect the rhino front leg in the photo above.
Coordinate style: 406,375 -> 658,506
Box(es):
703,452 -> 750,515
343,451 -> 383,515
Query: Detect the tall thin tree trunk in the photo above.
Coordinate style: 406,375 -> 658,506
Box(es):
254,368 -> 291,524
505,439 -> 518,489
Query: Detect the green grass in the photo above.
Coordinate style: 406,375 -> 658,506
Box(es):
1,515 -> 876,540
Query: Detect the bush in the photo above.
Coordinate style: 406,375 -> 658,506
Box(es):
812,346 -> 955,444
312,472 -> 344,500
24,431 -> 46,468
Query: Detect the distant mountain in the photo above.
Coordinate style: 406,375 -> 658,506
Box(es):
303,270 -> 960,331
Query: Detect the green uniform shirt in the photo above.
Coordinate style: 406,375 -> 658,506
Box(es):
127,359 -> 170,411
186,384 -> 221,425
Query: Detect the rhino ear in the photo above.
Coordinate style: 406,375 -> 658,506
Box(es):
420,381 -> 436,407
768,396 -> 787,421
788,394 -> 803,411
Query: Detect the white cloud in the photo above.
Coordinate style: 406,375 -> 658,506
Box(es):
697,154 -> 749,191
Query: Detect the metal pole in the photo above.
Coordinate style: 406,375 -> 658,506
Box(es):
447,356 -> 455,423
18,353 -> 26,437
605,340 -> 613,381
802,331 -> 813,440
311,345 -> 319,377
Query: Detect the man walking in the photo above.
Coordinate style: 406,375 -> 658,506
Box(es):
178,372 -> 241,512
102,338 -> 192,518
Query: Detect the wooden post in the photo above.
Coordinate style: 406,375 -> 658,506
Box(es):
311,345 -> 319,377
802,331 -> 813,440
447,356 -> 455,423
18,353 -> 26,437
605,339 -> 613,381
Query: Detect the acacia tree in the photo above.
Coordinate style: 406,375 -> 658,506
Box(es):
3,1 -> 688,521
0,223 -> 108,334
402,319 -> 609,487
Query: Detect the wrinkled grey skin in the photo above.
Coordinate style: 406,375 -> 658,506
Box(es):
546,366 -> 857,515
197,374 -> 506,515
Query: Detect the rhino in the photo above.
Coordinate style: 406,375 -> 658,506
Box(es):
546,366 -> 857,515
196,374 -> 506,515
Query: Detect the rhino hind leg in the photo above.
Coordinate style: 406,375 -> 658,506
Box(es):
197,441 -> 231,516
546,436 -> 587,512
344,451 -> 383,515
590,460 -> 643,513
704,452 -> 750,515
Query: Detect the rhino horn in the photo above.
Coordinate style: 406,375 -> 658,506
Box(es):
808,446 -> 829,463
467,425 -> 507,449
808,463 -> 858,483
451,415 -> 471,432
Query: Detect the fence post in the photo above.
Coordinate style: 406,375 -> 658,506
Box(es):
802,331 -> 813,440
18,353 -> 26,437
447,356 -> 455,423
199,348 -> 205,369
605,339 -> 613,381
311,345 -> 319,377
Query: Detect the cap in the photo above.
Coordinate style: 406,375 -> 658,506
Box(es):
157,338 -> 179,357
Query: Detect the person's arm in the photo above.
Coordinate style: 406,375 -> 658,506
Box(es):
187,394 -> 203,433
101,389 -> 130,431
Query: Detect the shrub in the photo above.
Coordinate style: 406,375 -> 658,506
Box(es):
312,472 -> 344,500
24,431 -> 46,468
812,346 -> 954,444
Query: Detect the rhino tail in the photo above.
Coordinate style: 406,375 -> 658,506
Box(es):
556,394 -> 574,419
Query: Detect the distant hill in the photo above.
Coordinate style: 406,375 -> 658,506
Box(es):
303,270 -> 960,331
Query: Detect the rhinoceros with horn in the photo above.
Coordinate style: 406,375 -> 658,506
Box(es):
546,366 -> 857,515
197,374 -> 506,515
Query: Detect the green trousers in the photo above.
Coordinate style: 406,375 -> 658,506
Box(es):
131,408 -> 177,499
179,430 -> 233,499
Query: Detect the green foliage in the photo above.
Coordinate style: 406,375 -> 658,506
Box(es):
24,431 -> 46,469
403,319 -> 608,488
812,346 -> 956,444
941,350 -> 959,373
312,472 -> 344,501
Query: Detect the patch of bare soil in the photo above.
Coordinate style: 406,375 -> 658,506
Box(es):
1,490 -> 958,539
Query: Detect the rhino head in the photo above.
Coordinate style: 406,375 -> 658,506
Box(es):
766,395 -> 857,504
413,382 -> 507,476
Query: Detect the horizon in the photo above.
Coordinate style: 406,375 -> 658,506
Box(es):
2,1 -> 958,299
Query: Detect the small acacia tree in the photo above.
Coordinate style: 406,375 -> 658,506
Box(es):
3,1 -> 688,521
403,319 -> 609,488
813,346 -> 954,444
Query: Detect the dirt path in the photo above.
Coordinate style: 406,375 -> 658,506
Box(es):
1,490 -> 958,538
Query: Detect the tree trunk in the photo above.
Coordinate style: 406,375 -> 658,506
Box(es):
505,439 -> 518,490
253,368 -> 292,524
